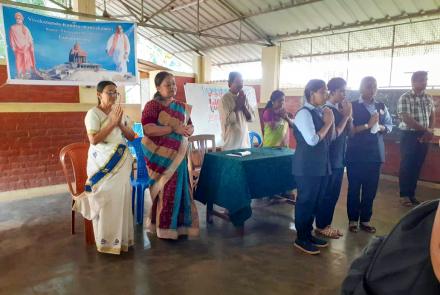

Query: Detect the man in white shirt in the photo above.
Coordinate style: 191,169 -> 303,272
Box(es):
218,72 -> 255,150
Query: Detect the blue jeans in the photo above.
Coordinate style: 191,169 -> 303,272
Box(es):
316,168 -> 344,229
294,175 -> 329,241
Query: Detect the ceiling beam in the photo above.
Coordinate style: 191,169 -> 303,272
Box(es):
217,0 -> 273,45
137,30 -> 193,67
200,0 -> 322,33
169,33 -> 203,56
143,0 -> 178,23
119,0 -> 141,22
0,0 -> 268,46
173,41 -> 257,54
213,58 -> 261,66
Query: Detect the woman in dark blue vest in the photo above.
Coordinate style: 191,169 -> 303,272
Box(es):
293,79 -> 334,255
346,76 -> 393,233
315,77 -> 352,239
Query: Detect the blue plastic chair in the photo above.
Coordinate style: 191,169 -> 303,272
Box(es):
128,123 -> 144,158
127,137 -> 151,225
249,131 -> 262,147
132,122 -> 144,137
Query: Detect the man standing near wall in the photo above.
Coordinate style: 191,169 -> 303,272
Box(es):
398,71 -> 435,207
219,72 -> 255,150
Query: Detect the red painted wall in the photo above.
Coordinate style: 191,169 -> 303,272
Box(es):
174,76 -> 195,102
0,112 -> 88,192
0,65 -> 79,103
249,84 -> 261,103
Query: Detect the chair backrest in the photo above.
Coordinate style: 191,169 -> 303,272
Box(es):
59,142 -> 89,197
128,123 -> 144,158
249,131 -> 262,147
188,134 -> 216,169
132,122 -> 144,137
127,137 -> 149,181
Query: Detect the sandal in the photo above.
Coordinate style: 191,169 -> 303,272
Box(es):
360,223 -> 376,233
400,197 -> 414,208
335,228 -> 344,237
315,226 -> 340,239
348,224 -> 359,233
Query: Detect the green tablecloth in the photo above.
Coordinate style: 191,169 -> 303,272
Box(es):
194,147 -> 296,226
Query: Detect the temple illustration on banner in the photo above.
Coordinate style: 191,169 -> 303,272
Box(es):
36,42 -> 134,83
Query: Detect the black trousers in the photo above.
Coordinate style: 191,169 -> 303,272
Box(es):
316,168 -> 344,229
399,131 -> 429,198
294,175 -> 329,242
346,162 -> 381,223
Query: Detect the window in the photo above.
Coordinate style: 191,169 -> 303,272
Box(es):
136,37 -> 192,73
280,19 -> 440,89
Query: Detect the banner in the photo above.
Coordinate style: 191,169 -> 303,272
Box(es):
1,5 -> 138,85
184,83 -> 262,146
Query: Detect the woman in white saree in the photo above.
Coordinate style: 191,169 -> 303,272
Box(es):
73,80 -> 136,255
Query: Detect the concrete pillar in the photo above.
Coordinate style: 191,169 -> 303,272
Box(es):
72,0 -> 96,17
72,0 -> 103,104
193,55 -> 211,83
260,46 -> 281,103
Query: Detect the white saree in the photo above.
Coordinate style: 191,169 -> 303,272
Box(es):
73,107 -> 134,255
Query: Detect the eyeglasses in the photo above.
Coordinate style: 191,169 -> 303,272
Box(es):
104,91 -> 120,97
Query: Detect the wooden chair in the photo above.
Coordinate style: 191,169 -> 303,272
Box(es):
59,142 -> 94,245
188,134 -> 217,223
188,134 -> 216,189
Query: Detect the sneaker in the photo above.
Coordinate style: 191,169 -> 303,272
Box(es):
309,235 -> 328,248
294,239 -> 320,255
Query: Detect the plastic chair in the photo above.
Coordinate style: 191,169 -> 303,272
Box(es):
128,123 -> 144,158
132,122 -> 144,137
59,142 -> 94,245
127,137 -> 151,225
249,131 -> 262,147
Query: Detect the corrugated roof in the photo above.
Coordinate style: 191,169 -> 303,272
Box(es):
93,0 -> 440,67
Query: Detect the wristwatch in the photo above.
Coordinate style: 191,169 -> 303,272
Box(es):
364,123 -> 369,129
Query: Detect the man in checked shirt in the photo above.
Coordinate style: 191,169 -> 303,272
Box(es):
398,71 -> 435,207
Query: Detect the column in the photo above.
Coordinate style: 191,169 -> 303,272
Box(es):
260,46 -> 281,103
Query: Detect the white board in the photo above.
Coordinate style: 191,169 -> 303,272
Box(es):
184,83 -> 262,146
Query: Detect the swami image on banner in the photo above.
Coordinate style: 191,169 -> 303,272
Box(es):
1,5 -> 138,85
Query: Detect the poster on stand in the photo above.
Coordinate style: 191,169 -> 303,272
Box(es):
184,83 -> 262,146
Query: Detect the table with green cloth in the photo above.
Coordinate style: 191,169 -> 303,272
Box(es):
194,147 -> 296,226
